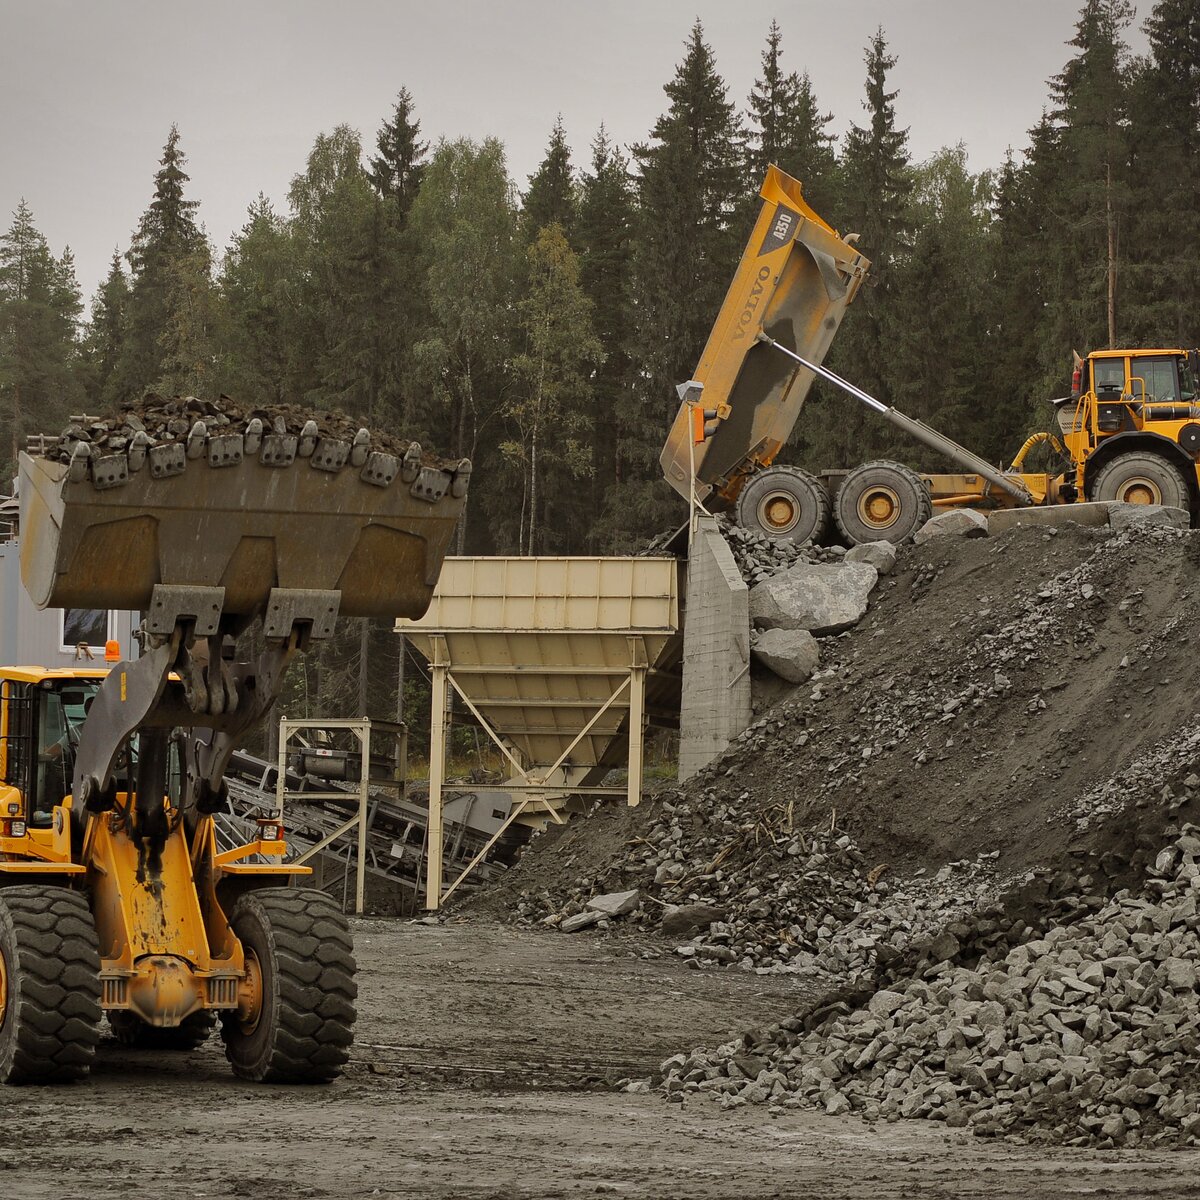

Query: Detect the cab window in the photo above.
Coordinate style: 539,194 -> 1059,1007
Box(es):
1092,360 -> 1124,395
1130,357 -> 1180,403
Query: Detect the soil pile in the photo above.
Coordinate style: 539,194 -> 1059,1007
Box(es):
476,519 -> 1200,958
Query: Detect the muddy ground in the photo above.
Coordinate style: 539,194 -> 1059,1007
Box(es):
4,918 -> 1199,1200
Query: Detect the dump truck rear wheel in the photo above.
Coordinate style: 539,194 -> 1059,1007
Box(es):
0,886 -> 101,1084
1090,451 -> 1190,510
736,466 -> 830,544
834,460 -> 933,545
108,1009 -> 216,1050
220,888 -> 357,1083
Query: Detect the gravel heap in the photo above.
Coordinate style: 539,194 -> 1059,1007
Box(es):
661,824 -> 1200,1148
519,764 -> 1007,978
46,395 -> 441,466
716,516 -> 847,586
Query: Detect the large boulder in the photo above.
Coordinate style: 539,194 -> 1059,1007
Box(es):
662,902 -> 727,939
1107,502 -> 1189,533
913,509 -> 989,544
845,540 -> 897,574
748,561 -> 878,636
586,889 -> 640,917
751,627 -> 820,684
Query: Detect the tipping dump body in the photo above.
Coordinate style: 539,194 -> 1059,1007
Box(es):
660,165 -> 870,508
19,436 -> 468,621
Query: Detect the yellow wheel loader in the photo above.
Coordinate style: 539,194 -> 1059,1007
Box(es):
660,165 -> 1200,542
0,418 -> 468,1083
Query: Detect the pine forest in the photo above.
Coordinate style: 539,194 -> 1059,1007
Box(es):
2,1 -> 1197,735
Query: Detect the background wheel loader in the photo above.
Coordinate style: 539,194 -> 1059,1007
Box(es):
0,413 -> 468,1083
661,165 -> 1200,543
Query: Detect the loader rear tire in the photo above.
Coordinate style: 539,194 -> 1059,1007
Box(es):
108,1009 -> 216,1050
834,460 -> 933,545
1090,451 -> 1190,511
0,886 -> 101,1084
220,888 -> 356,1083
736,466 -> 830,544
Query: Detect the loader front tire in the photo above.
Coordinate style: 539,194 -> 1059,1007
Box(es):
109,1009 -> 216,1050
220,888 -> 356,1083
0,886 -> 101,1084
1090,451 -> 1190,511
736,466 -> 830,544
834,460 -> 933,545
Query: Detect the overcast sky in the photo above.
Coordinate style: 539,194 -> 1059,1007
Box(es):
1,1 -> 1151,304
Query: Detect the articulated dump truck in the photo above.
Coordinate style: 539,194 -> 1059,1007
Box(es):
0,413 -> 468,1083
662,165 -> 1200,544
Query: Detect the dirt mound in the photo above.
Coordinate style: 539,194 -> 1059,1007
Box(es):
472,519 -> 1200,944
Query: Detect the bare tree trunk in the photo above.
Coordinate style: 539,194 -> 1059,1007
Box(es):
455,359 -> 472,555
529,421 -> 538,556
1106,162 -> 1117,348
11,380 -> 20,470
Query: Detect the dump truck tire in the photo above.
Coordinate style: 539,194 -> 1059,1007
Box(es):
220,888 -> 357,1083
834,460 -> 933,545
108,1009 -> 216,1050
0,886 -> 101,1084
736,466 -> 830,544
1090,451 -> 1190,510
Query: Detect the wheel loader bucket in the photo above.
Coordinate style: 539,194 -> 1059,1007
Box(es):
659,165 -> 870,508
19,437 -> 469,621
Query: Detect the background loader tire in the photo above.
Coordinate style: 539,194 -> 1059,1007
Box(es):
736,466 -> 830,544
1090,451 -> 1190,510
220,888 -> 356,1083
834,460 -> 933,546
109,1009 -> 216,1050
0,886 -> 101,1084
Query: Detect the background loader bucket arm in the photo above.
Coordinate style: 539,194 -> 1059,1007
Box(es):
660,165 -> 870,508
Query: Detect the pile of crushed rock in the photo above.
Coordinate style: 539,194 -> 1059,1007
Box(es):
45,395 -> 438,466
521,754 -> 1007,980
661,822 -> 1200,1148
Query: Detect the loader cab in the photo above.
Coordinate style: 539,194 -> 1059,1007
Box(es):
0,671 -> 104,828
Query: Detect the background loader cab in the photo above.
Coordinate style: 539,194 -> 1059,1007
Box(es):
1063,348 -> 1200,515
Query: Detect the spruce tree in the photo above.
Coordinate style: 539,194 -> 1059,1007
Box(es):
577,127 -> 636,551
980,135 -> 1060,453
368,87 -> 428,220
801,28 -> 911,469
1125,0 -> 1200,345
619,21 -> 745,544
523,116 -> 577,243
747,24 -> 839,213
0,201 -> 84,472
83,251 -> 130,407
115,126 -> 210,397
1044,0 -> 1134,358
890,148 -> 998,458
367,93 -> 430,423
747,21 -> 798,180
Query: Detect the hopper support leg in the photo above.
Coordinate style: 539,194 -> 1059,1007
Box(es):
627,637 -> 648,809
425,636 -> 450,910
